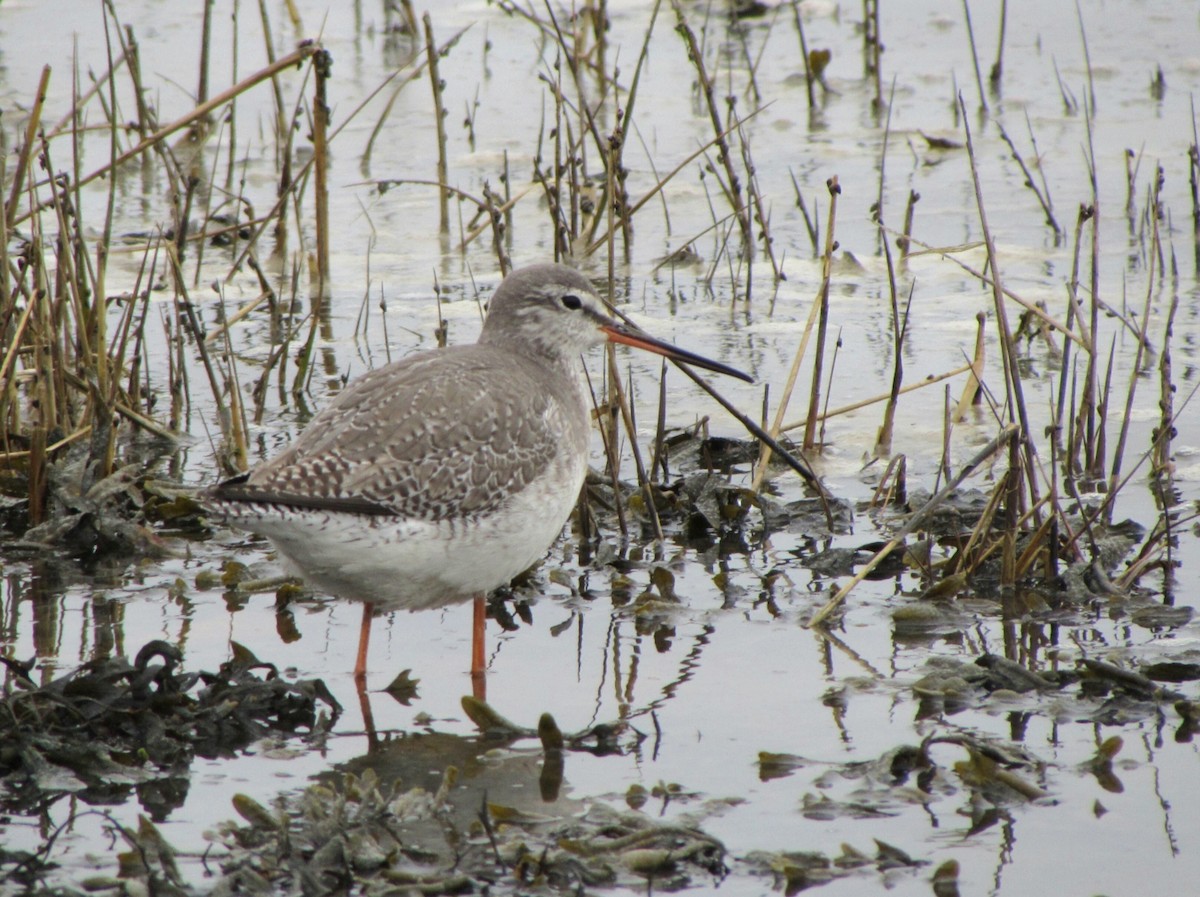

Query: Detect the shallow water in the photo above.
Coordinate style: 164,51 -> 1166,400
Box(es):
2,1 -> 1200,894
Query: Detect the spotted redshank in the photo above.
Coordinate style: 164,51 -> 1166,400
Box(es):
205,264 -> 750,687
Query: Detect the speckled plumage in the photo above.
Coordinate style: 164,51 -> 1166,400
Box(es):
236,345 -> 585,523
204,264 -> 748,616
205,265 -> 605,611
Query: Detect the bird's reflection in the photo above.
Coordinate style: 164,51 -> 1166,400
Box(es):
324,725 -> 576,840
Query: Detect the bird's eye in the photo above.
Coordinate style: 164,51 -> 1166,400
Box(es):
561,293 -> 583,310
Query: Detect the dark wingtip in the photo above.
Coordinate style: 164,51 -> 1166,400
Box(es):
207,476 -> 395,517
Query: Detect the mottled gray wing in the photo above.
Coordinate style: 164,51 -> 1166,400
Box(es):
242,346 -> 573,521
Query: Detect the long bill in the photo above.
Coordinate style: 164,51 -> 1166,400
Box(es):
602,323 -> 753,383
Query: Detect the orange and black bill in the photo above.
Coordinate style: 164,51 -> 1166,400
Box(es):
603,323 -> 753,383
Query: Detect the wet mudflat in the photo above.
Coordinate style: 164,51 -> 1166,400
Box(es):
2,1 -> 1200,895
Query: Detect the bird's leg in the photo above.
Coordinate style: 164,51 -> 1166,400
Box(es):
354,603 -> 380,748
471,593 -> 486,701
355,603 -> 372,681
356,672 -> 380,750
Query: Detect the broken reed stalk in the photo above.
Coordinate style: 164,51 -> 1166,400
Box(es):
809,424 -> 1021,628
1190,145 -> 1200,253
949,467 -> 1008,576
868,453 -> 906,509
0,127 -> 10,312
898,189 -> 918,260
961,0 -> 988,112
650,367 -> 669,481
224,3 -> 242,195
423,13 -> 450,235
1152,271 -> 1180,480
789,170 -> 820,255
1013,497 -> 1058,579
873,275 -> 910,459
751,176 -> 839,489
605,116 -> 619,282
959,92 -> 1042,528
732,6 -> 767,107
198,0 -> 214,105
671,3 -> 754,252
1076,3 -> 1097,113
862,0 -> 883,113
218,296 -> 250,473
790,1 -> 816,109
997,122 -> 1061,235
803,177 -> 841,452
631,123 -> 674,242
460,183 -> 535,252
481,183 -> 512,275
252,299 -> 311,424
6,65 -> 52,230
817,328 -> 843,449
1080,92 -> 1103,478
501,151 -> 513,249
1124,148 -> 1141,220
939,386 -> 953,486
990,0 -> 1007,88
1105,167 -> 1163,519
539,2 -> 608,166
1056,206 -> 1094,454
1095,339 -> 1114,479
119,19 -> 155,139
311,49 -> 332,299
873,76 -> 895,231
740,132 -> 784,284
953,313 -> 987,421
1024,111 -> 1059,225
538,3 -> 612,260
871,89 -> 903,458
1001,425 -> 1021,588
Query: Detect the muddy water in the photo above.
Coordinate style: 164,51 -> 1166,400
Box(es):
2,1 -> 1200,895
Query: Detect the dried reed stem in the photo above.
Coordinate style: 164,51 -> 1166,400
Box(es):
6,65 -> 52,230
803,177 -> 841,451
809,425 -> 1021,628
423,13 -> 450,234
311,49 -> 332,299
672,3 -> 753,252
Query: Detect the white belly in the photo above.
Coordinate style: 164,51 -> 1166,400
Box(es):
233,452 -> 586,612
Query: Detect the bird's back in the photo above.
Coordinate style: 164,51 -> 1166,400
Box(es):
211,343 -> 590,525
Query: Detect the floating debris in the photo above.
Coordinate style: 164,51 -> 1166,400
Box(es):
200,767 -> 728,895
0,641 -> 339,820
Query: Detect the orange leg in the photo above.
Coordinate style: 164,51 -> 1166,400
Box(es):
471,593 -> 486,701
355,669 -> 379,749
355,603 -> 372,681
